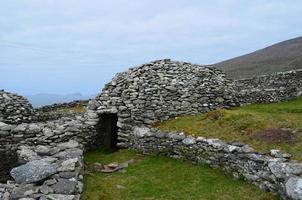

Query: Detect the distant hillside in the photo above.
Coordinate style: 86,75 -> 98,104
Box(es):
215,36 -> 302,79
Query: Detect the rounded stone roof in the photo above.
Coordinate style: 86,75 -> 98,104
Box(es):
0,90 -> 34,124
93,59 -> 239,125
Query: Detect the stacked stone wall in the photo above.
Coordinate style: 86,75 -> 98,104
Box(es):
235,69 -> 302,104
0,90 -> 34,124
0,114 -> 98,153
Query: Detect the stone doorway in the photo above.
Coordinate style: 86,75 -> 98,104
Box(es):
0,151 -> 18,183
96,113 -> 118,150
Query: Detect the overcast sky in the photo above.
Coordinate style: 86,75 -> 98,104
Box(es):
1,0 -> 302,96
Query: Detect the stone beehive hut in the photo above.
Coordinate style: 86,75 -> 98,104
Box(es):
0,90 -> 34,124
89,59 -> 239,148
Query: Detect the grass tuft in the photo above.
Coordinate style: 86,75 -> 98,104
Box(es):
56,104 -> 86,113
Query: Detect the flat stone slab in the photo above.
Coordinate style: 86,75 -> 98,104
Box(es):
51,179 -> 77,194
10,160 -> 57,184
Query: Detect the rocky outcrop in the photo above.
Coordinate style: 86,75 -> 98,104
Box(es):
0,90 -> 34,124
130,127 -> 302,200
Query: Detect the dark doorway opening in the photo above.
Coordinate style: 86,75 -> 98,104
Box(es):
96,113 -> 119,150
0,151 -> 18,183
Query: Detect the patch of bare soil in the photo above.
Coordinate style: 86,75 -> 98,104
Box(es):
254,128 -> 297,144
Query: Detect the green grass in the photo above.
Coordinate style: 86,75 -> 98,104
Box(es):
81,149 -> 276,200
155,97 -> 302,161
56,104 -> 86,113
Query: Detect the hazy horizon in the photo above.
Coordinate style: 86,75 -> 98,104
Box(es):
1,0 -> 302,97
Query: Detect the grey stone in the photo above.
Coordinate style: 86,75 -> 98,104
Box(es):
36,146 -> 52,156
270,149 -> 291,159
183,136 -> 196,145
51,179 -> 77,195
169,132 -> 186,140
43,179 -> 57,186
10,184 -> 39,199
0,122 -> 7,128
133,127 -> 151,138
286,177 -> 302,200
18,146 -> 39,162
226,145 -> 238,153
285,163 -> 302,175
57,140 -> 79,149
12,124 -> 27,133
59,172 -> 77,179
269,162 -> 302,178
43,128 -> 53,137
39,185 -> 53,195
27,124 -> 41,133
10,160 -> 57,184
44,194 -> 75,200
57,158 -> 78,172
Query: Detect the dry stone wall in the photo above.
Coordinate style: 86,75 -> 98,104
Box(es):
0,115 -> 98,154
234,69 -> 302,104
0,90 -> 34,124
130,127 -> 302,200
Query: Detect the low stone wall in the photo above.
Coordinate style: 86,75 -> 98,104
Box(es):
234,69 -> 302,104
0,114 -> 98,154
129,127 -> 302,200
